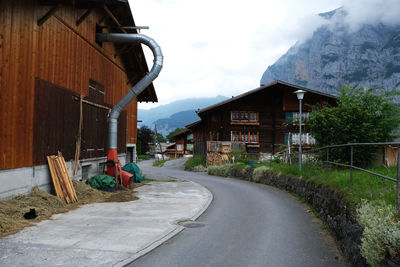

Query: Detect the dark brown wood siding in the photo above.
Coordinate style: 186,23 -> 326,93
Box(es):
33,79 -> 80,165
0,1 -> 139,170
194,83 -> 336,155
33,79 -> 127,165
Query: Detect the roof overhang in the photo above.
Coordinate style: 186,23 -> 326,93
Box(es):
39,0 -> 158,102
172,128 -> 190,137
197,80 -> 336,115
185,120 -> 202,129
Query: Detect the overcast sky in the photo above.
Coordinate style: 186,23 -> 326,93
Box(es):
128,0 -> 399,109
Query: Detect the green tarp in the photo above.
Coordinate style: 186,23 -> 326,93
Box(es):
122,163 -> 144,183
87,174 -> 117,189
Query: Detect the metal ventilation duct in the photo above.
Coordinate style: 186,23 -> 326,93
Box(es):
96,33 -> 163,150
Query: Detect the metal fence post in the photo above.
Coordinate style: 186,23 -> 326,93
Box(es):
270,148 -> 272,169
326,148 -> 329,178
397,145 -> 400,211
350,146 -> 353,186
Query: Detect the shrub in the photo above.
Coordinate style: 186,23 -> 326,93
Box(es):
228,149 -> 247,163
184,156 -> 206,170
243,165 -> 253,172
357,200 -> 400,266
207,164 -> 232,177
253,166 -> 270,183
192,165 -> 207,172
308,85 -> 400,166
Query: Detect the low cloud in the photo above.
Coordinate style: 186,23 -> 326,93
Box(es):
343,0 -> 400,31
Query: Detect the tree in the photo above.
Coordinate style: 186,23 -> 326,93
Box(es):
308,85 -> 400,166
166,128 -> 185,142
153,132 -> 166,143
137,126 -> 153,154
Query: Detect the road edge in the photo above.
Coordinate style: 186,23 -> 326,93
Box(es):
115,181 -> 213,267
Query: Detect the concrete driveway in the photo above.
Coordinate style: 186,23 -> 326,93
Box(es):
0,178 -> 212,267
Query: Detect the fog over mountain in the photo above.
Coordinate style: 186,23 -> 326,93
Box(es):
138,95 -> 227,135
261,1 -> 400,96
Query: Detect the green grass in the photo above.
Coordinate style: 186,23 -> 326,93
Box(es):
208,159 -> 398,208
184,155 -> 206,169
137,154 -> 153,162
265,162 -> 398,207
152,158 -> 171,167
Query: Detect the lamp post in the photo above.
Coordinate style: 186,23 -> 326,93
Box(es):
294,89 -> 306,174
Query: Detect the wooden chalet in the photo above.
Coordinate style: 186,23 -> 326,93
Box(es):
186,81 -> 336,165
0,0 -> 157,198
164,143 -> 177,159
172,128 -> 193,157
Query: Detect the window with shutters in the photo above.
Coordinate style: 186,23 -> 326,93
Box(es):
231,111 -> 259,124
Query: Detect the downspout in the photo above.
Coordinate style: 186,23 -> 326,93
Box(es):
96,33 -> 163,185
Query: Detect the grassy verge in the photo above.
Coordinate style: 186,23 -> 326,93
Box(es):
0,181 -> 139,238
265,163 -> 398,207
137,154 -> 153,162
152,158 -> 171,167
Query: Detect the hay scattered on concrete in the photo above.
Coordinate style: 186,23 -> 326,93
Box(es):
0,181 -> 140,238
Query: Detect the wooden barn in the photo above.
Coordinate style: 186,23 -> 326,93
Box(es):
186,81 -> 337,164
0,0 -> 158,198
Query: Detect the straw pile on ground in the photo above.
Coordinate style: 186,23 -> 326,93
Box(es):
0,180 -> 141,238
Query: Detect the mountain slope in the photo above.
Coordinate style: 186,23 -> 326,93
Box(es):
153,110 -> 200,136
261,9 -> 400,96
138,95 -> 227,129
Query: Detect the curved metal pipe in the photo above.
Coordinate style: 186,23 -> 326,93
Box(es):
96,33 -> 163,149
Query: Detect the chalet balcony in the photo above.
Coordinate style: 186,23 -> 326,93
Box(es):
285,112 -> 310,125
285,132 -> 316,146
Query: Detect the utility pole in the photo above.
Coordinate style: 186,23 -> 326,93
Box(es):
154,124 -> 164,161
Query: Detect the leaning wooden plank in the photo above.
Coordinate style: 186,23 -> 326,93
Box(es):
55,156 -> 76,203
61,155 -> 78,202
47,156 -> 64,198
58,153 -> 78,202
53,157 -> 71,204
54,158 -> 71,204
55,157 -> 73,202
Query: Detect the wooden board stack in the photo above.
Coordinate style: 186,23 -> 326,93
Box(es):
47,152 -> 78,204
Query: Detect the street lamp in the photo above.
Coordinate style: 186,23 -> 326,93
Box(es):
294,89 -> 306,174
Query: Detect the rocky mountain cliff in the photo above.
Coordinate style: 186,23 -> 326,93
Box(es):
261,9 -> 400,96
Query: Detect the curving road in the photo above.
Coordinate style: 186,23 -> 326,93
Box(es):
130,159 -> 347,267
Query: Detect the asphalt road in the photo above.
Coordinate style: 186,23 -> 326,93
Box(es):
130,159 -> 347,267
